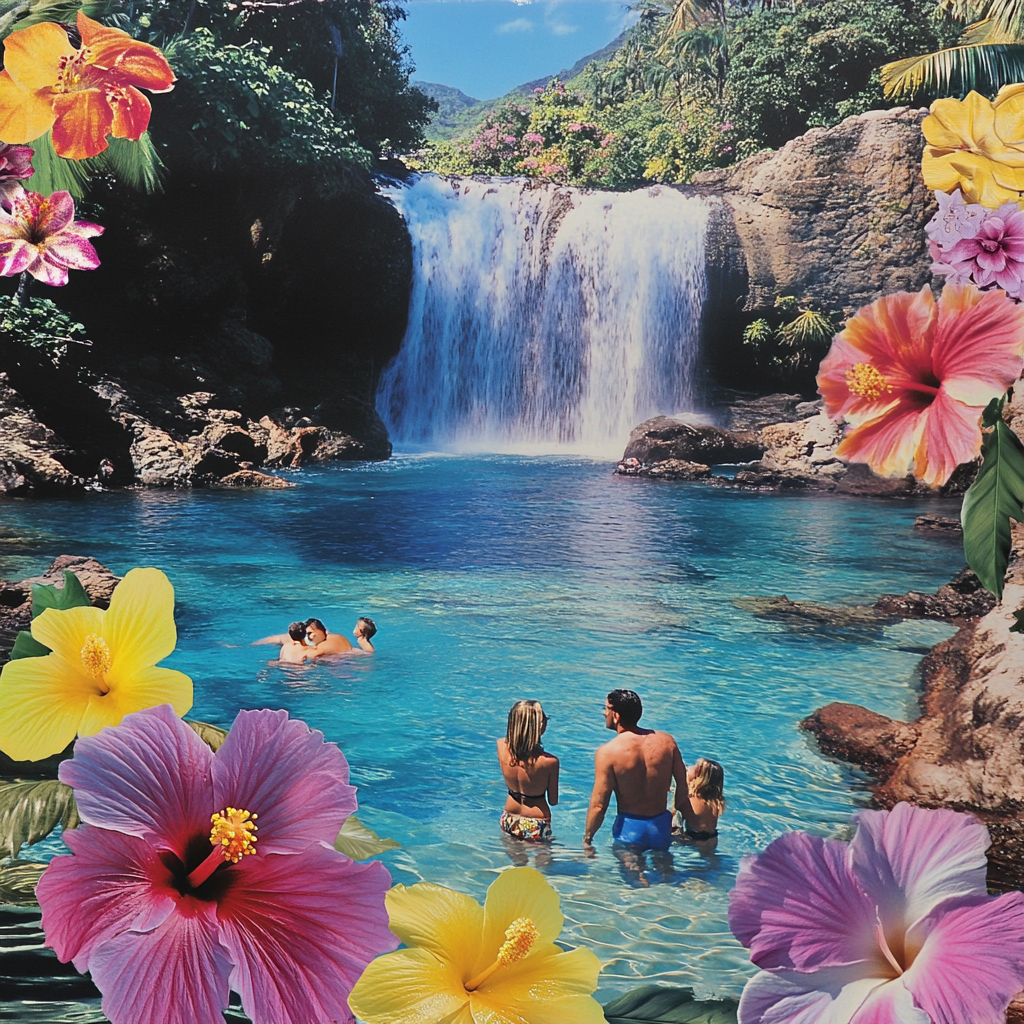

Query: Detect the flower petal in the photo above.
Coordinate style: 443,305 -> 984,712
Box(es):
30,603 -> 103,657
34,189 -> 75,234
102,567 -> 177,676
848,981 -> 931,1024
51,89 -> 114,159
37,826 -> 177,973
348,948 -> 471,1024
76,12 -> 176,92
215,845 -> 396,1024
384,882 -> 486,980
835,398 -> 929,480
728,831 -> 877,971
912,389 -> 984,487
0,652 -> 99,760
931,284 -> 1024,406
1,21 -> 72,91
0,239 -> 34,277
901,892 -> 1024,1024
87,899 -> 232,1024
738,968 -> 890,1024
475,945 -> 605,1024
212,708 -> 356,854
849,804 -> 990,935
479,866 -> 564,974
78,664 -> 192,737
109,85 -> 152,140
0,72 -> 55,144
24,249 -> 69,285
59,704 -> 212,854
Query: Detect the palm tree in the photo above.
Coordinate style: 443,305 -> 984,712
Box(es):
882,0 -> 1024,99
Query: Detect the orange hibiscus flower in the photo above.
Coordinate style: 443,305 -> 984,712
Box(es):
0,12 -> 174,160
817,284 -> 1024,487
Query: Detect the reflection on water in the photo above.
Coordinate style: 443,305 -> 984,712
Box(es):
0,455 -> 965,1003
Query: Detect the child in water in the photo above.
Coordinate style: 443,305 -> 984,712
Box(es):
675,757 -> 724,843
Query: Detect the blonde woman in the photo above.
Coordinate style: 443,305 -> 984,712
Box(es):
496,700 -> 559,841
678,757 -> 724,842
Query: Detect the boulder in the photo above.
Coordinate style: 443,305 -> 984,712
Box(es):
873,567 -> 996,622
621,416 -> 764,465
801,704 -> 919,776
719,392 -> 811,432
214,470 -> 293,488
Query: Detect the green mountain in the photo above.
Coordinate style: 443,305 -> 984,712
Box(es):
414,31 -> 626,143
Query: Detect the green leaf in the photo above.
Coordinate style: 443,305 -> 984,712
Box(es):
0,780 -> 79,860
961,408 -> 1024,599
31,570 -> 91,618
603,985 -> 739,1024
881,41 -> 1024,99
1010,606 -> 1024,633
333,815 -> 399,860
27,131 -> 92,199
186,719 -> 228,753
0,859 -> 45,905
9,630 -> 50,660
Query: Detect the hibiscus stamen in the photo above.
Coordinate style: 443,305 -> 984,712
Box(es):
874,917 -> 904,977
80,634 -> 112,689
464,917 -> 539,991
185,806 -> 258,889
845,363 -> 893,399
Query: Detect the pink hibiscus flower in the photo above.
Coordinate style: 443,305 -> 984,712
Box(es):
933,202 -> 1024,297
36,704 -> 396,1024
729,803 -> 1024,1024
817,283 -> 1024,486
0,188 -> 102,285
0,143 -> 33,208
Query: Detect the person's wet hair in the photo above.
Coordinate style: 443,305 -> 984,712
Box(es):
506,699 -> 547,766
607,688 -> 642,728
305,618 -> 326,634
689,757 -> 725,817
287,621 -> 307,641
357,616 -> 377,639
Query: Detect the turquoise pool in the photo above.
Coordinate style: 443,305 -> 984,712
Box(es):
1,455 -> 966,1001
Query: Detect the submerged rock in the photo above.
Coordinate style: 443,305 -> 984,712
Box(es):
874,567 -> 995,622
619,416 -> 764,467
214,470 -> 293,488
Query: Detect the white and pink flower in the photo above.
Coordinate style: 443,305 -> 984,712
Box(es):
729,803 -> 1024,1024
932,201 -> 1024,298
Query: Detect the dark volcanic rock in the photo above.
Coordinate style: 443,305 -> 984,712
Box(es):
719,392 -> 810,432
735,595 -> 890,630
622,417 -> 764,465
802,703 -> 918,776
874,567 -> 995,622
214,470 -> 293,488
914,514 -> 962,534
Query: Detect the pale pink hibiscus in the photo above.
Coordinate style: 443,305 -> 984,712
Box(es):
36,704 -> 396,1024
816,283 -> 1024,486
932,202 -> 1024,297
0,188 -> 102,285
729,803 -> 1024,1024
0,144 -> 34,208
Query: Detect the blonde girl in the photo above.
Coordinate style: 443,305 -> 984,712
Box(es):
680,757 -> 724,841
496,700 -> 559,841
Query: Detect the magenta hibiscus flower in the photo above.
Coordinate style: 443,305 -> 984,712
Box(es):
36,704 -> 397,1024
728,803 -> 1024,1024
0,188 -> 102,286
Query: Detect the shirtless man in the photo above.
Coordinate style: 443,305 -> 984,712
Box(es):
583,689 -> 692,852
278,621 -> 312,664
303,618 -> 353,657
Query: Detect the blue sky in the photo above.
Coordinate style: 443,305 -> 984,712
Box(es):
401,1 -> 636,101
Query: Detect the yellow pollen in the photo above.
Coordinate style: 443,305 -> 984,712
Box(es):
496,917 -> 539,966
209,807 -> 258,863
845,363 -> 892,399
80,634 -> 112,678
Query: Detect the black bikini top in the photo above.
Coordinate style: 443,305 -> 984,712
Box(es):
508,788 -> 547,802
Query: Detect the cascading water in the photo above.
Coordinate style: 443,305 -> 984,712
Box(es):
379,174 -> 711,457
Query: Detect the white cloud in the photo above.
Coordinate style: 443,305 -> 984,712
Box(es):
497,16 -> 535,31
549,20 -> 578,33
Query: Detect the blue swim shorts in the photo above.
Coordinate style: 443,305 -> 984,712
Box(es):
611,810 -> 673,851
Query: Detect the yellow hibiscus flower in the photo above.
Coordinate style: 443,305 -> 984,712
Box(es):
922,87 -> 1024,207
349,866 -> 605,1024
0,567 -> 192,761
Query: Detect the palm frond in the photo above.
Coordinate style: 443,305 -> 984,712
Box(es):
27,132 -> 92,198
881,42 -> 1024,98
777,309 -> 835,351
978,0 -> 1024,41
90,134 -> 165,193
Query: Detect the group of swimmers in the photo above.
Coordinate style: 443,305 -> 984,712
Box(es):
254,616 -> 377,662
496,689 -> 725,852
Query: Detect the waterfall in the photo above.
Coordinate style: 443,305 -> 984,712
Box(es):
379,174 -> 710,457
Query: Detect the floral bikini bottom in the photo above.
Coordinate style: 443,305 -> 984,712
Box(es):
499,811 -> 551,842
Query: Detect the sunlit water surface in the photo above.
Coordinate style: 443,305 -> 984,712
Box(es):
1,455 -> 966,1002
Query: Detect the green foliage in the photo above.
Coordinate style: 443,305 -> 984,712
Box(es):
742,318 -> 774,351
0,859 -> 45,905
961,397 -> 1024,599
741,302 -> 837,382
186,719 -> 228,752
9,631 -> 49,660
0,780 -> 79,860
603,984 -> 738,1023
333,814 -> 400,860
31,570 -> 91,618
161,29 -> 371,176
777,308 -> 836,351
0,297 -> 88,365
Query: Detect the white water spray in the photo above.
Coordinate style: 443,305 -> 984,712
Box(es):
379,175 -> 710,457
